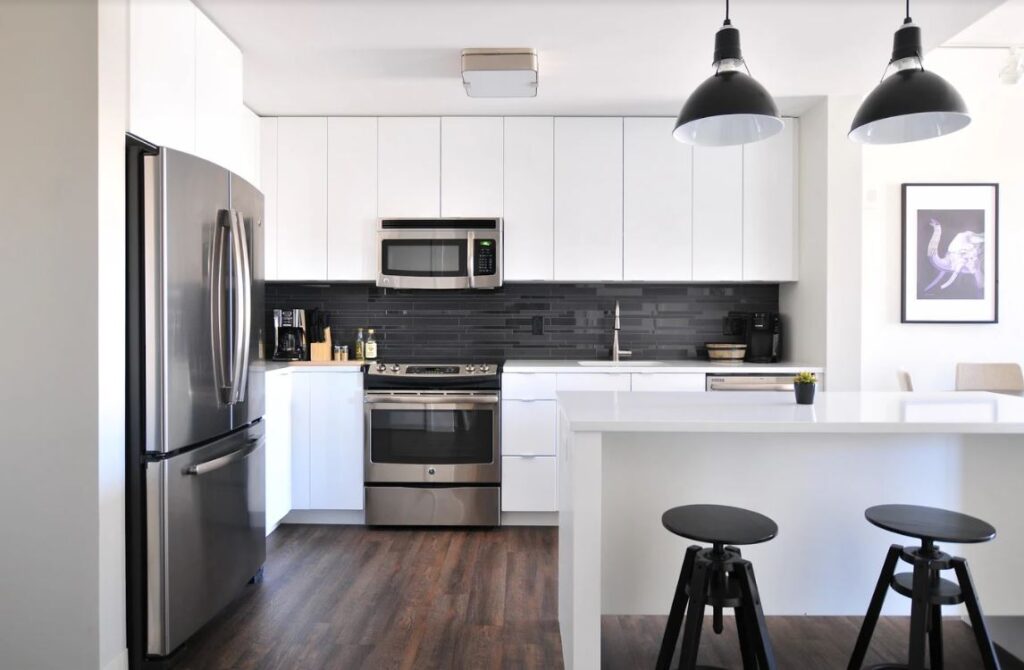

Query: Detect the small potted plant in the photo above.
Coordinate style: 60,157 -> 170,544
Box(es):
793,371 -> 817,405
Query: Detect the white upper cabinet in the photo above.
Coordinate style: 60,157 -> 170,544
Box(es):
194,9 -> 243,174
743,118 -> 798,281
327,117 -> 378,281
237,106 -> 261,188
260,118 -> 278,281
503,117 -> 554,281
623,118 -> 693,281
277,118 -> 328,280
441,117 -> 503,217
554,118 -> 623,281
128,0 -> 196,152
692,145 -> 743,281
378,117 -> 441,218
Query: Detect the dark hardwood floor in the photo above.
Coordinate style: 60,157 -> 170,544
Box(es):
168,525 -> 1015,669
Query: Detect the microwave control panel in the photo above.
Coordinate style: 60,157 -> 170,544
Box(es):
474,239 -> 497,276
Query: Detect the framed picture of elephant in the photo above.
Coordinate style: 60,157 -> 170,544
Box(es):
902,183 -> 999,323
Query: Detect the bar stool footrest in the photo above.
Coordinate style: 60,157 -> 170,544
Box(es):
890,572 -> 963,605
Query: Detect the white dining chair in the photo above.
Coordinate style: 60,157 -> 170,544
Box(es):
955,363 -> 1024,392
896,370 -> 914,392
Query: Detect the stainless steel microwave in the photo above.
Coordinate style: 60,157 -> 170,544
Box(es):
376,218 -> 502,290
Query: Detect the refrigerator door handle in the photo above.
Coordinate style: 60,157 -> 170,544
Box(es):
210,211 -> 233,404
184,438 -> 260,476
223,209 -> 248,405
233,209 -> 252,403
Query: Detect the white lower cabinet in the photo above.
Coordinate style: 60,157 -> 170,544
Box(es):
265,372 -> 293,533
556,373 -> 632,392
502,401 -> 556,456
308,373 -> 364,510
286,371 -> 364,513
502,457 -> 557,512
630,373 -> 706,392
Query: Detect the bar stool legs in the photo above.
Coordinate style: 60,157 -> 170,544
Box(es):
848,544 -> 1002,670
953,558 -> 1001,670
848,545 -> 903,670
656,545 -> 700,670
656,545 -> 777,670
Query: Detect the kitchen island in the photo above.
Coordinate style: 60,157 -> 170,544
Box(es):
557,391 -> 1024,669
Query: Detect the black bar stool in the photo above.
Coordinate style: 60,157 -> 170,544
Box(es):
656,504 -> 778,670
848,504 -> 1001,670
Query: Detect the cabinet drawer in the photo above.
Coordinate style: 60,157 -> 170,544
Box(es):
502,401 -> 556,456
502,456 -> 557,512
502,373 -> 557,400
630,373 -> 706,392
556,373 -> 631,392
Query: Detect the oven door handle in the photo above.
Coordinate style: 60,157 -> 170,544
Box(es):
365,393 -> 499,406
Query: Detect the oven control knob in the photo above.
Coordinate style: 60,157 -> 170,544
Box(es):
391,364 -> 400,372
480,364 -> 490,373
376,362 -> 386,372
467,364 -> 475,372
428,467 -> 436,475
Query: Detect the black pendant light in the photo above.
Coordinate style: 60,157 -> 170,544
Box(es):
850,0 -> 970,144
673,0 -> 782,146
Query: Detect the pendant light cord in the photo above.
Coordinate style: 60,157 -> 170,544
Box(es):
904,0 -> 912,24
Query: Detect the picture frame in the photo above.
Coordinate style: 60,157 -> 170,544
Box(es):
901,183 -> 999,324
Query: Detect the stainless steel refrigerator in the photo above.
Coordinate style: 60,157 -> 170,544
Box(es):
126,136 -> 266,666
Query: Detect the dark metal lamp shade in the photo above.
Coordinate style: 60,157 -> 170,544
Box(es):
849,19 -> 970,144
673,70 -> 783,146
673,20 -> 782,147
849,68 -> 970,144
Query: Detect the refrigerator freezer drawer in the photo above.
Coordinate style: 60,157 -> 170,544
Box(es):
146,422 -> 266,656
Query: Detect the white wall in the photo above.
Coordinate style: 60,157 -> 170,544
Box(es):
781,96 -> 863,389
780,99 -> 827,366
860,49 -> 1024,391
0,2 -> 128,669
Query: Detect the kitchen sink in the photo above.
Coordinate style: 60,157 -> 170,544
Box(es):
576,360 -> 666,367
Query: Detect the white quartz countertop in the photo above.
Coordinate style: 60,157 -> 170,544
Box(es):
266,361 -> 364,374
557,391 -> 1024,434
503,360 -> 823,374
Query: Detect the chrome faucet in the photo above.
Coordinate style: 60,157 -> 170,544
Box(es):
612,301 -> 632,362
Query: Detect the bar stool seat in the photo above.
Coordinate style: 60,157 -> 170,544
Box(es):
657,505 -> 778,670
865,504 -> 996,544
663,504 -> 779,546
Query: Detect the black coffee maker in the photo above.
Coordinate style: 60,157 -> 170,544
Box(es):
272,308 -> 307,361
723,311 -> 782,363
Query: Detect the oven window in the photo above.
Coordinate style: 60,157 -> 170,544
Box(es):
382,240 -> 467,277
371,408 -> 493,464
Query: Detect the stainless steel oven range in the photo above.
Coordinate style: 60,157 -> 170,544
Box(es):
364,363 -> 501,526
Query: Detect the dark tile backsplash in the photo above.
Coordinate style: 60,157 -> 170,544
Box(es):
266,282 -> 779,363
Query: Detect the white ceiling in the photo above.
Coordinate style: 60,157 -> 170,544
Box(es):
195,0 -> 1005,117
946,0 -> 1024,45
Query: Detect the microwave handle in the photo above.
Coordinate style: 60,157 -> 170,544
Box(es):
467,230 -> 476,289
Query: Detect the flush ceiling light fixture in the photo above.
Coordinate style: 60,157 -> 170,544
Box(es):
462,48 -> 538,98
673,0 -> 783,146
849,0 -> 970,144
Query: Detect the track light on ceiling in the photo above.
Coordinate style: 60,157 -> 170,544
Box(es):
849,0 -> 971,144
673,0 -> 783,147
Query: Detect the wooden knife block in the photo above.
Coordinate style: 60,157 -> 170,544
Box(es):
309,327 -> 333,362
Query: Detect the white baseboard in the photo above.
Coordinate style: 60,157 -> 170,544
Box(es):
101,649 -> 128,670
501,511 -> 558,526
280,509 -> 365,525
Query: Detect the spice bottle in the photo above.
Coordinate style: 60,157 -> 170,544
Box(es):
354,328 -> 365,361
365,329 -> 378,360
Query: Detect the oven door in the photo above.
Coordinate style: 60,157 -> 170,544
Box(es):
364,391 -> 500,484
